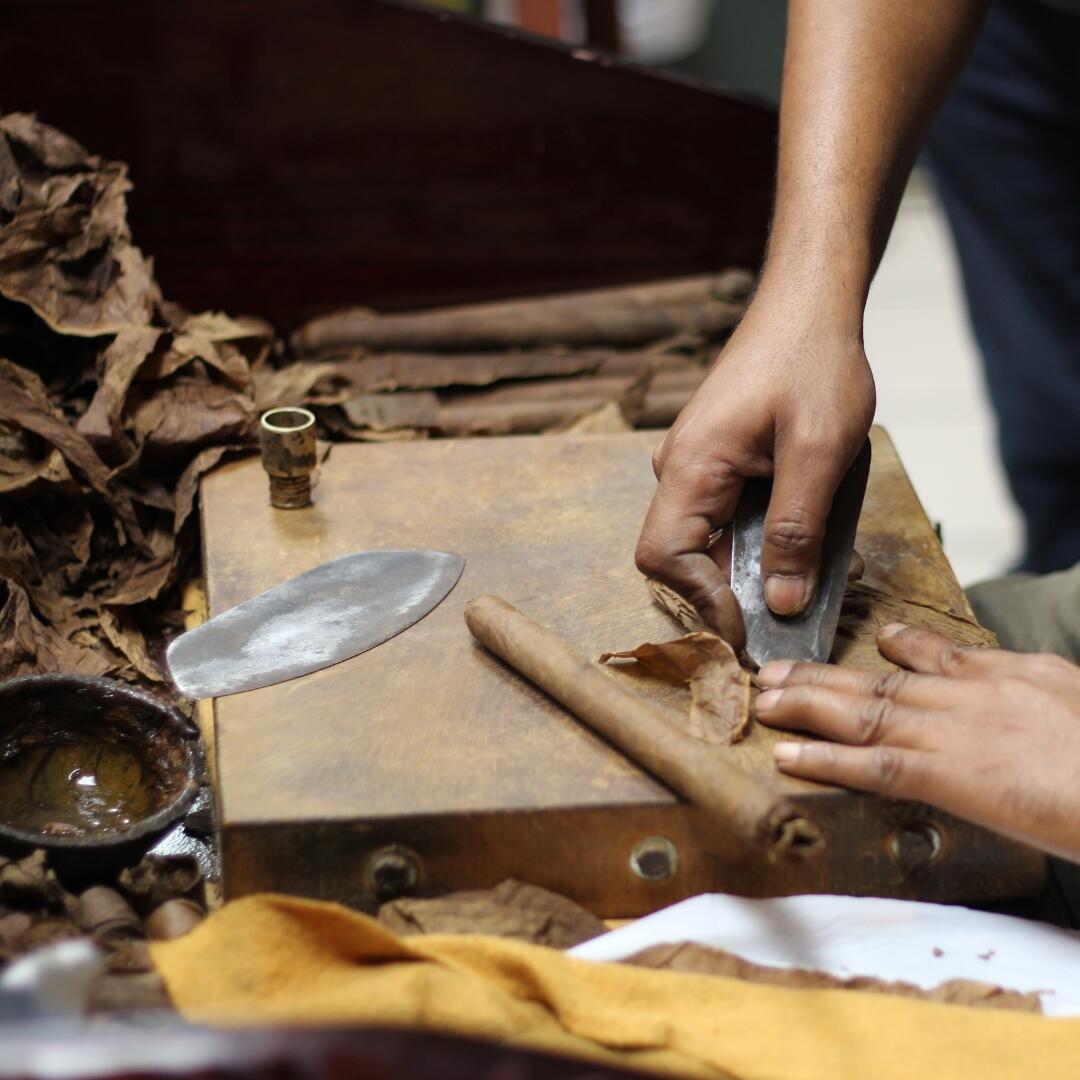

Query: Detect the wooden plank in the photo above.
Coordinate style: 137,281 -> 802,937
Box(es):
2,0 -> 776,325
202,428 -> 1044,913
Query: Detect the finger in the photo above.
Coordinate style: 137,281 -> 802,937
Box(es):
755,684 -> 926,748
636,465 -> 746,650
760,438 -> 855,616
876,623 -> 1033,681
772,740 -> 928,800
757,659 -> 968,711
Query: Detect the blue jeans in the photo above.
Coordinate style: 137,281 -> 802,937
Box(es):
924,0 -> 1080,573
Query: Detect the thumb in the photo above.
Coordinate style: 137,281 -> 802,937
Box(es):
760,439 -> 853,616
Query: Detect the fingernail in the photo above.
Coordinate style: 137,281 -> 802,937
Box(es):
758,661 -> 794,687
774,742 -> 800,765
756,689 -> 783,712
880,623 -> 907,639
765,575 -> 807,616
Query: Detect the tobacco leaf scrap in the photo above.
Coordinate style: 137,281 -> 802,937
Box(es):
624,941 -> 1043,1014
0,113 -> 160,335
600,632 -> 752,744
378,879 -> 607,950
646,579 -> 708,633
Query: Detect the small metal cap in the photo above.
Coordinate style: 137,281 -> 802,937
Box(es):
259,407 -> 316,509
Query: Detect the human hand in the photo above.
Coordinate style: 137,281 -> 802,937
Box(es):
635,297 -> 875,649
756,625 -> 1080,861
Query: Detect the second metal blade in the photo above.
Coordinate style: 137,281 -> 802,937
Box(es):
167,549 -> 465,699
731,441 -> 871,667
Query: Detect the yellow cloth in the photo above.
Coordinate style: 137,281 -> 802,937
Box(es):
152,894 -> 1080,1080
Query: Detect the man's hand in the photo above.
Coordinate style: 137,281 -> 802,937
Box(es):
634,0 -> 987,645
634,299 -> 875,646
756,625 -> 1080,862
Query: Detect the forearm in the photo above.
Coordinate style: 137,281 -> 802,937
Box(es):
757,0 -> 988,332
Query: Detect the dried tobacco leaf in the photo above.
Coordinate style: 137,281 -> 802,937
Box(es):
0,113 -> 160,335
18,917 -> 82,952
77,326 -> 164,448
150,311 -> 267,388
0,851 -> 75,912
253,361 -> 344,411
378,879 -> 606,949
0,577 -> 115,680
127,379 -> 255,457
0,373 -> 145,545
646,579 -> 708,633
624,941 -> 1043,1013
600,632 -> 752,744
99,606 -> 165,682
118,854 -> 204,913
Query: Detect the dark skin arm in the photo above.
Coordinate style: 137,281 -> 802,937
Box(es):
757,626 -> 1080,863
635,0 -> 988,647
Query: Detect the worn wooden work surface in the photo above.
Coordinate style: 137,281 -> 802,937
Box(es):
202,427 -> 1044,914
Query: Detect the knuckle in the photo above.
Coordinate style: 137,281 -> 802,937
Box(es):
651,447 -> 665,480
763,514 -> 819,557
813,742 -> 841,769
864,670 -> 908,700
684,463 -> 738,506
938,643 -> 973,676
854,697 -> 893,746
870,746 -> 906,792
634,537 -> 672,580
798,665 -> 831,687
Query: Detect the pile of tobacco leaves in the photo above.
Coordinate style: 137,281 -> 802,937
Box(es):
0,112 -> 273,695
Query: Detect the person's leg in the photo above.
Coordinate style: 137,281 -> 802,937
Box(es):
924,0 -> 1080,573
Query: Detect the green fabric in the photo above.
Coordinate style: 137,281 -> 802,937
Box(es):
967,562 -> 1080,662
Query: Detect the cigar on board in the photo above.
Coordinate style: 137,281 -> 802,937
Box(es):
291,272 -> 750,355
464,596 -> 822,862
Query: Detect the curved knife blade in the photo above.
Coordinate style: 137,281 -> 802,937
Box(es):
167,549 -> 465,699
731,441 -> 871,668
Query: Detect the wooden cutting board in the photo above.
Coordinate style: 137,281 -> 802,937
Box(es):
201,427 -> 1044,915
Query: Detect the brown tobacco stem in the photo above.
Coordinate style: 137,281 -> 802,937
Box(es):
464,596 -> 822,861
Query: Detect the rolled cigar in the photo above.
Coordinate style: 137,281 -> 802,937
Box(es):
292,274 -> 749,355
146,898 -> 206,941
464,596 -> 821,860
76,886 -> 143,939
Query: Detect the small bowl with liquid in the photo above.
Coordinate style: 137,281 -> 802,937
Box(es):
0,674 -> 202,861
